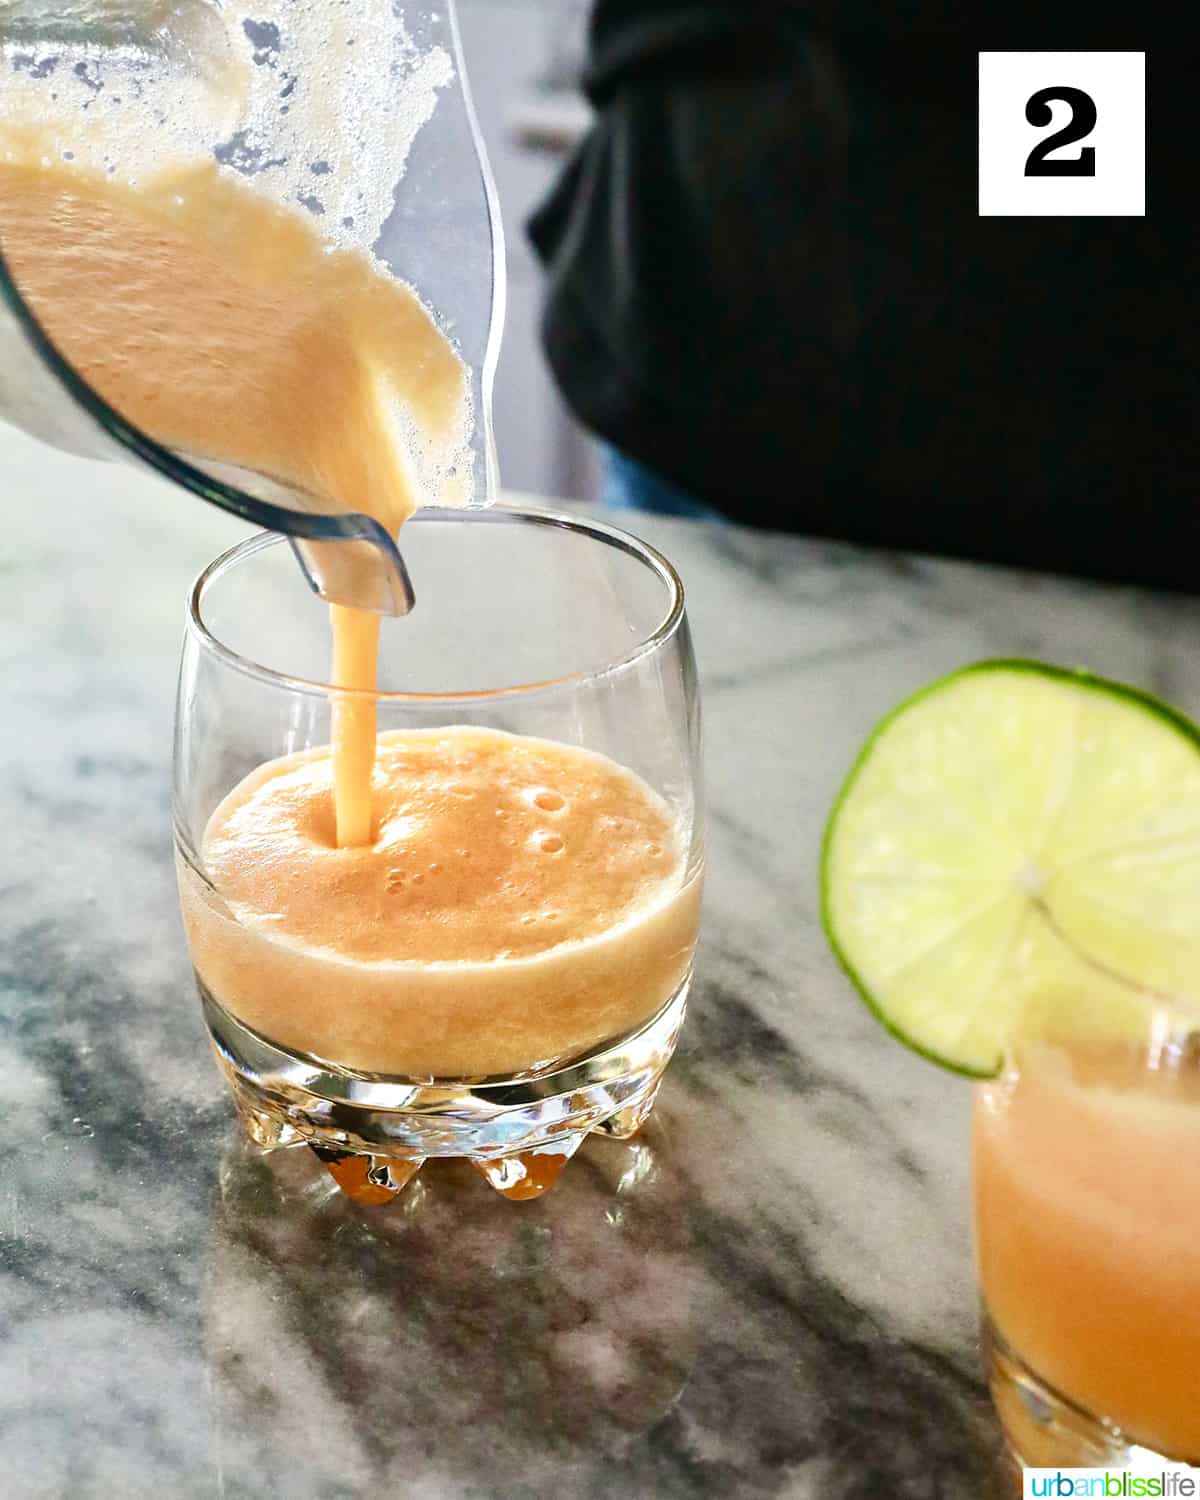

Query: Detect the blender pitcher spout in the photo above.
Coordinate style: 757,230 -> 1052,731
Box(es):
0,0 -> 503,617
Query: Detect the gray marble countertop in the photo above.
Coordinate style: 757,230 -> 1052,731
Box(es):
8,427 -> 1200,1499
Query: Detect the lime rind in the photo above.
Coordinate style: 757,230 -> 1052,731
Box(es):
820,659 -> 1200,1078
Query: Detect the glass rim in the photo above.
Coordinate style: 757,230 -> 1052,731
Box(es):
186,504 -> 687,703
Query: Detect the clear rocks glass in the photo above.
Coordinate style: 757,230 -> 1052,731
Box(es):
173,506 -> 704,1204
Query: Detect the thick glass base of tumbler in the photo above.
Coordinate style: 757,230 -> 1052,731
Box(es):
202,977 -> 687,1205
984,1314 -> 1197,1470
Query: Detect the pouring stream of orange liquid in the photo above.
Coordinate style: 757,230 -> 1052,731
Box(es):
0,156 -> 469,844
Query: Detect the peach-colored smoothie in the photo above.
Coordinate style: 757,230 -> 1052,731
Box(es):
180,726 -> 701,1079
973,1044 -> 1200,1461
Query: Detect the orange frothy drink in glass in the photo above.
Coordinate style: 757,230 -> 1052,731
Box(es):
174,510 -> 703,1205
182,725 -> 701,1081
974,1040 -> 1200,1463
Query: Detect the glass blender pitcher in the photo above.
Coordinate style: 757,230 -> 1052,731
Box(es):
0,0 -> 503,613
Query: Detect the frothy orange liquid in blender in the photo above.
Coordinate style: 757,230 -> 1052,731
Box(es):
0,154 -> 464,844
2,156 -> 700,1076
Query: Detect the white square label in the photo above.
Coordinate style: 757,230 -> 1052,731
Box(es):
978,51 -> 1145,217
